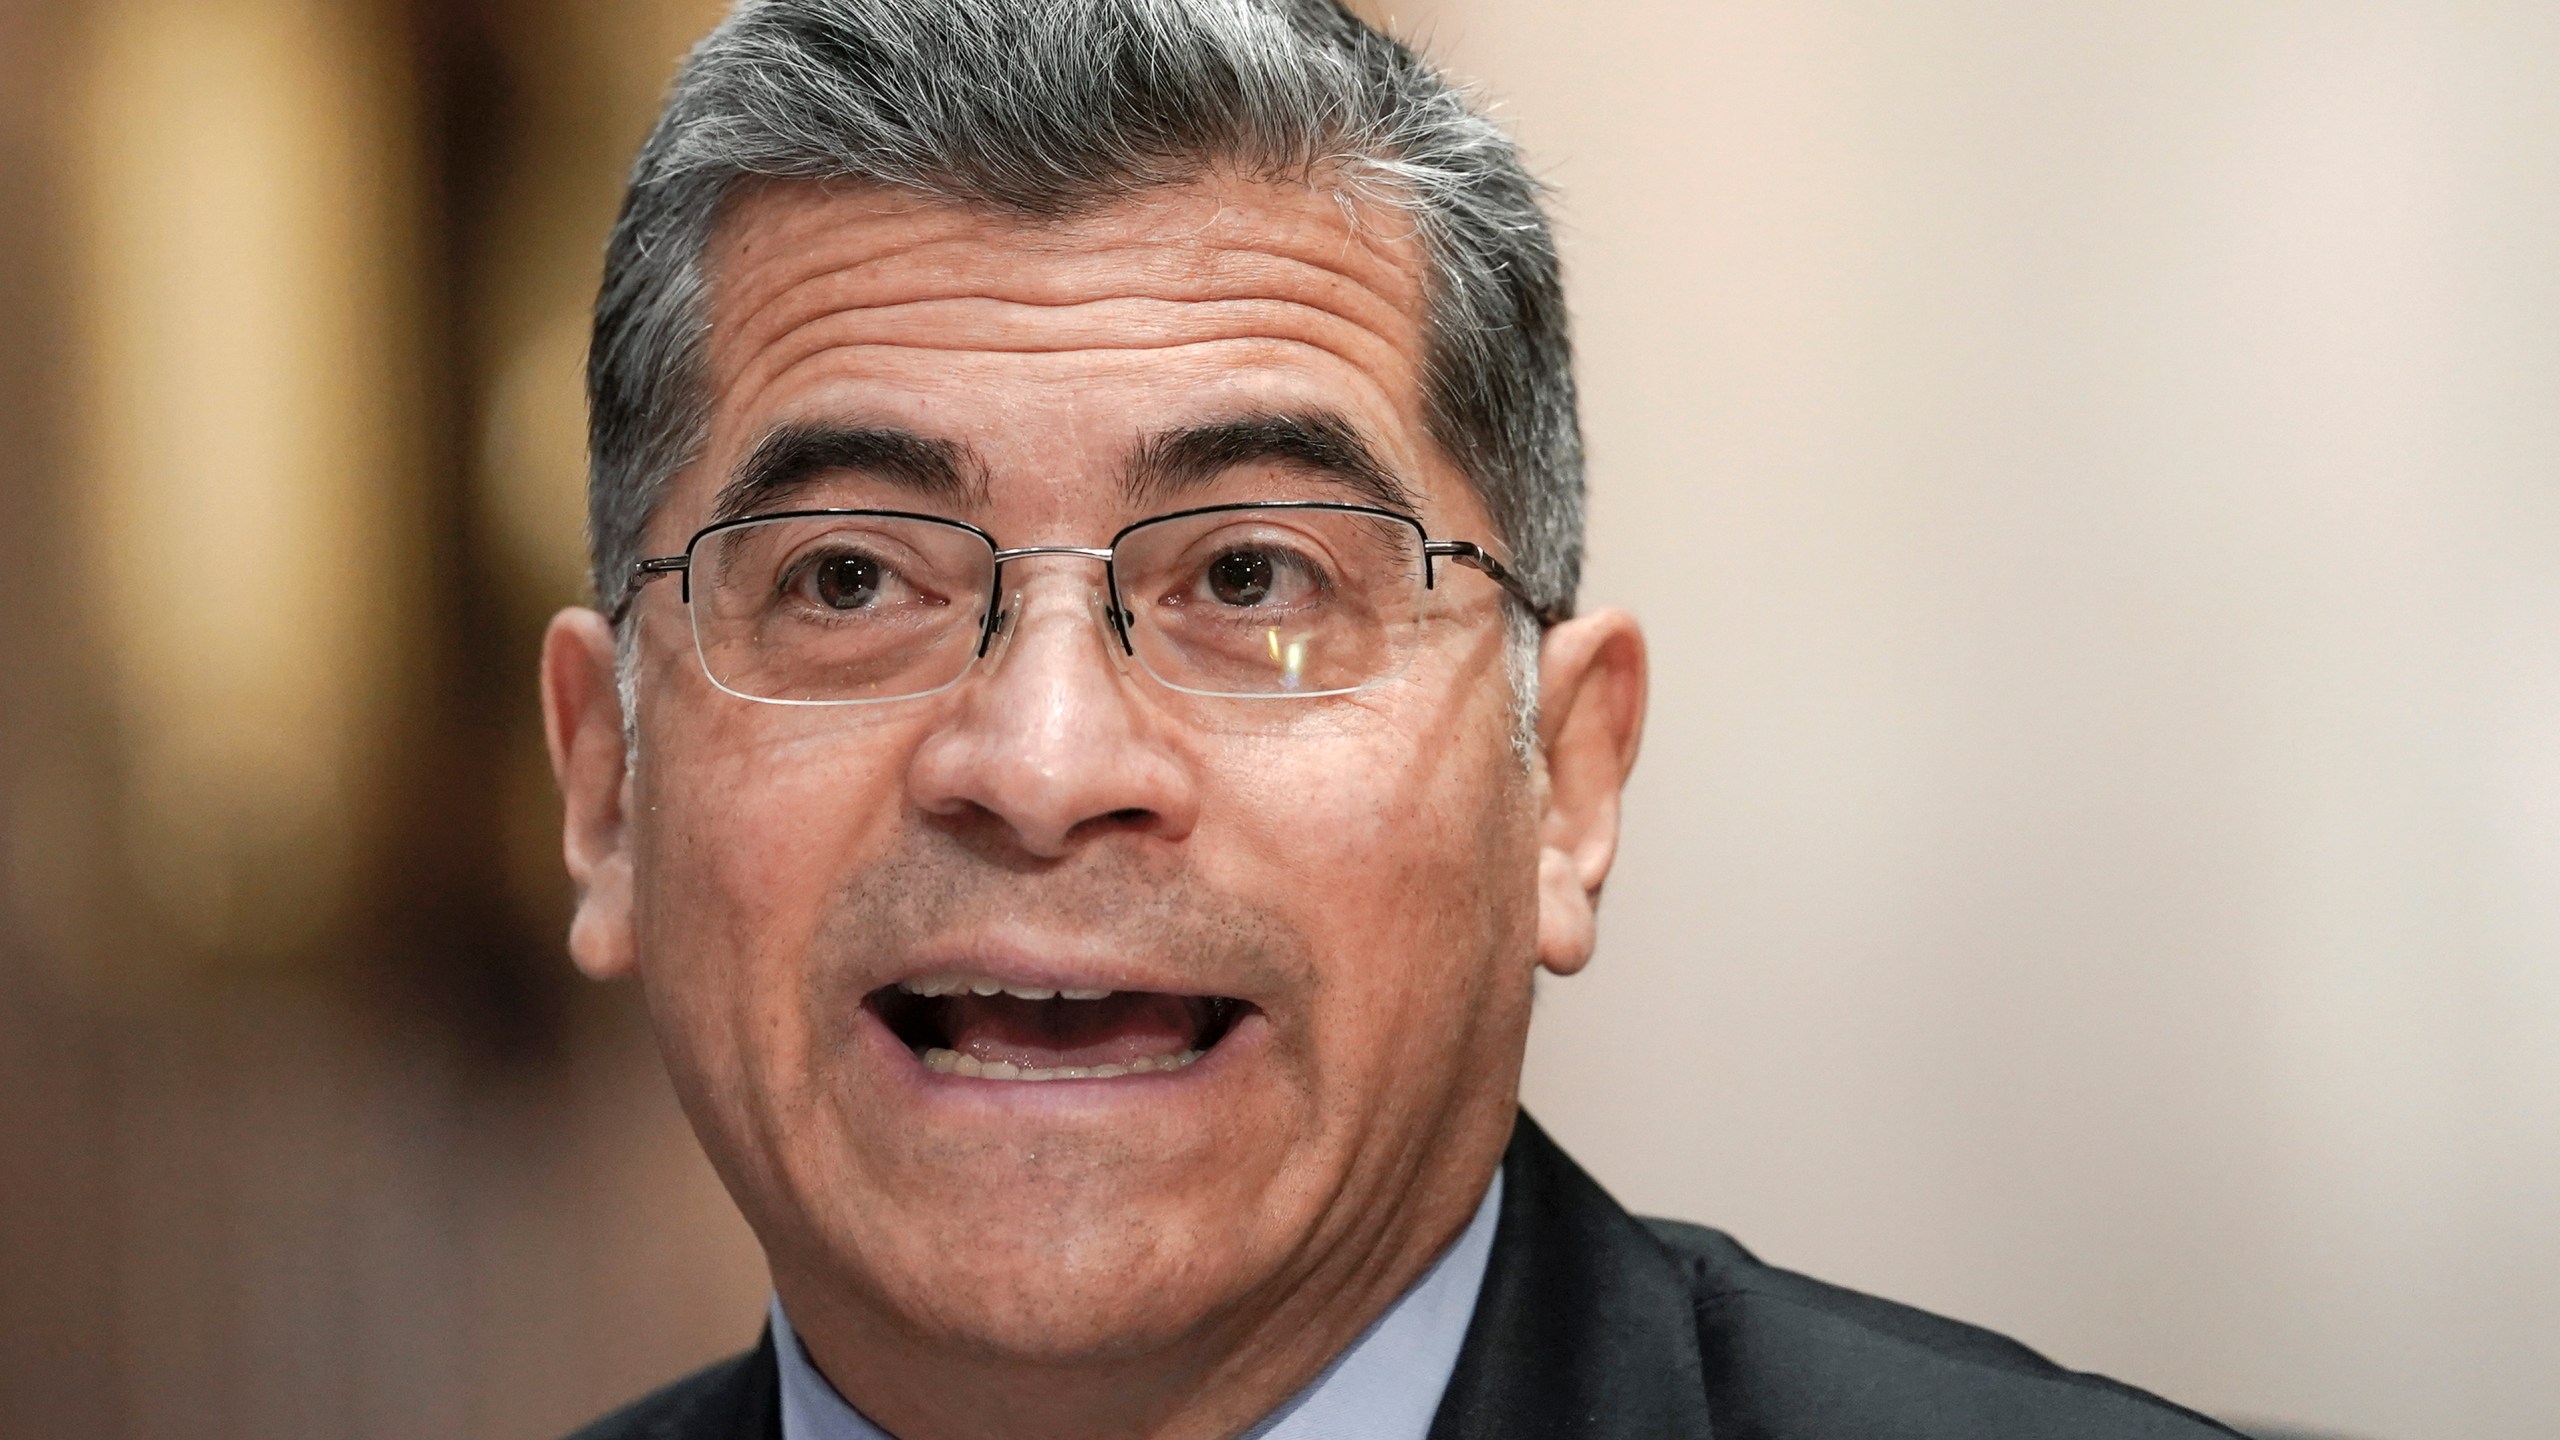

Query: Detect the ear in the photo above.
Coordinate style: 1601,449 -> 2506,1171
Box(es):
1531,607 -> 1648,978
541,606 -> 639,980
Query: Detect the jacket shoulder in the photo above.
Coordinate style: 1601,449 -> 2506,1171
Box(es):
1640,1218 -> 2246,1439
561,1338 -> 774,1440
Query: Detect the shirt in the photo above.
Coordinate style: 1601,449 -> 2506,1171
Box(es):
773,1171 -> 1504,1440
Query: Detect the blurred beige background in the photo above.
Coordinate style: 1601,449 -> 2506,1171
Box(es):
1417,4 -> 2560,1439
1,2 -> 2552,1438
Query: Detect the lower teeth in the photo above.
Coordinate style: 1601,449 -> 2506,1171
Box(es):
922,1048 -> 1203,1081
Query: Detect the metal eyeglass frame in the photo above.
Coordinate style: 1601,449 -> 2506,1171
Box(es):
612,500 -> 1550,699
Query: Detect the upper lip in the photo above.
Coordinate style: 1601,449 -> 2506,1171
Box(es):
861,945 -> 1252,1005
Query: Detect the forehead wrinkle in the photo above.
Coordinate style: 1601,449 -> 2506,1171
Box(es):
773,266 -> 1413,329
840,224 -> 1414,305
715,252 -> 1422,389
747,298 -> 1417,376
716,294 -> 1425,480
702,195 -> 1428,389
693,180 -> 1457,528
705,292 -> 1426,486
974,230 -> 1420,315
718,241 -> 1414,342
712,177 -> 1425,306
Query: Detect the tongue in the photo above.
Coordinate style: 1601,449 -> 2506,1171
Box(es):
942,992 -> 1205,1070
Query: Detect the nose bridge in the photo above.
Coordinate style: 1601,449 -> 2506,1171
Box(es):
993,543 -> 1115,565
909,538 -> 1194,856
985,547 -> 1129,662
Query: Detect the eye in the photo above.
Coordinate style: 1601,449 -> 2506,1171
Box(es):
790,550 -> 889,611
1207,549 -> 1275,607
815,553 -> 884,609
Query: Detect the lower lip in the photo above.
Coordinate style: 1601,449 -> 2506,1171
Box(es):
855,1000 -> 1267,1108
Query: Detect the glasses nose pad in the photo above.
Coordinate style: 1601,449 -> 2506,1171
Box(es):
1086,585 -> 1138,665
976,587 -> 1020,661
969,567 -> 1131,674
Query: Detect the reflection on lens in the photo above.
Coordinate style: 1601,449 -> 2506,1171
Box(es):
1117,505 -> 1425,698
1266,627 -> 1311,692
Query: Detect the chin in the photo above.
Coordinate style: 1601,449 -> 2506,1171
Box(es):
850,1197 -> 1275,1364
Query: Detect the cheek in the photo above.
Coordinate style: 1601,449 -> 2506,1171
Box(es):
629,719 -> 925,1214
1207,705 -> 1537,1073
664,702 -> 912,866
633,717 -> 912,1030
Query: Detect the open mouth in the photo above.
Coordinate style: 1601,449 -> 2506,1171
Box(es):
869,976 -> 1252,1082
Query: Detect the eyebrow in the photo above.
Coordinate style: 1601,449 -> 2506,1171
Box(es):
710,423 -> 985,525
1125,412 -> 1421,517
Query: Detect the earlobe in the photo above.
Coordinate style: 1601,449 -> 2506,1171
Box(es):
1529,608 -> 1647,978
541,607 -> 640,981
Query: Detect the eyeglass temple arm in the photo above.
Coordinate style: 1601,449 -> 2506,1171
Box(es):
1423,541 -> 1556,625
609,555 -> 691,625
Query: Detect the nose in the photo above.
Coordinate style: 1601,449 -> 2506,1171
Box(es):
905,559 -> 1199,859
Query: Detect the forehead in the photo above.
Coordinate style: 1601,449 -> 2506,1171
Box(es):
676,174 -> 1452,532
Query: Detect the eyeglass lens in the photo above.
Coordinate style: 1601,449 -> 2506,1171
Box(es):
683,507 -> 1431,704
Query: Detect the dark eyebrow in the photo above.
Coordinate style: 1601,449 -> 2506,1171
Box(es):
1125,412 -> 1421,517
709,423 -> 984,526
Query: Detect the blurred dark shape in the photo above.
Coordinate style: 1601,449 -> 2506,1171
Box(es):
0,2 -> 766,1437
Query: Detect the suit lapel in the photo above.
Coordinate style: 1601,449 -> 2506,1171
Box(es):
728,1329 -> 785,1440
1427,1112 -> 1717,1440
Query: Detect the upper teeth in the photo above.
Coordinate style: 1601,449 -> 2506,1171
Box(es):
898,975 -> 1115,1001
922,1048 -> 1202,1081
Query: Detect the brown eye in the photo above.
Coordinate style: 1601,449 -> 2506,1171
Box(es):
811,553 -> 883,610
1207,550 -> 1274,606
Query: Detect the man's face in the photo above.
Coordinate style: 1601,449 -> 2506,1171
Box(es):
545,176 -> 1627,1375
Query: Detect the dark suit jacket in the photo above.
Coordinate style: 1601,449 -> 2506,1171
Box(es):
569,1113 -> 2243,1439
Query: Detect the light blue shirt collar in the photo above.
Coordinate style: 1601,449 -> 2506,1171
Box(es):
773,1170 -> 1503,1440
